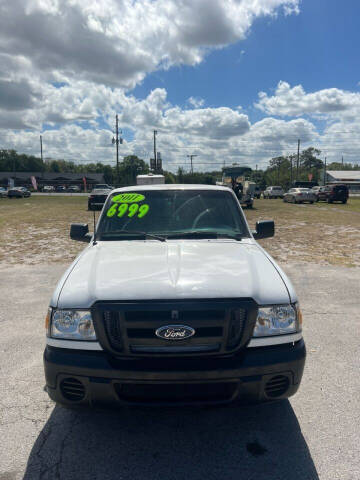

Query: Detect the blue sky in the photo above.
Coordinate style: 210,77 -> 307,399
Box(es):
1,0 -> 360,169
134,0 -> 360,120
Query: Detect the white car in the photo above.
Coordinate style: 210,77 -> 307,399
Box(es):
283,188 -> 316,204
44,184 -> 305,407
263,186 -> 284,198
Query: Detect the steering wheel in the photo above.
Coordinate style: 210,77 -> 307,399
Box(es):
192,208 -> 218,229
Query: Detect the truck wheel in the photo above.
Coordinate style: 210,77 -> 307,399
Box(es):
327,198 -> 333,203
310,201 -> 314,204
88,204 -> 93,211
342,199 -> 347,204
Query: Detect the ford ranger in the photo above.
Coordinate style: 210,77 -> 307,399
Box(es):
44,184 -> 305,406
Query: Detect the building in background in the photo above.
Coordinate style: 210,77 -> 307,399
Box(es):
326,171 -> 360,194
0,172 -> 105,190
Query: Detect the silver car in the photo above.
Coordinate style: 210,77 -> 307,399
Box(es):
263,186 -> 284,198
283,188 -> 316,204
0,187 -> 7,198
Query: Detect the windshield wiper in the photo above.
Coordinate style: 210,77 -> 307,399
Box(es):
165,231 -> 242,240
100,231 -> 166,242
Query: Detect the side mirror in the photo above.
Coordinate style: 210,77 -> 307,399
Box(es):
70,223 -> 92,243
253,220 -> 275,239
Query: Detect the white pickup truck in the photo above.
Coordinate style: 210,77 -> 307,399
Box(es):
44,184 -> 305,407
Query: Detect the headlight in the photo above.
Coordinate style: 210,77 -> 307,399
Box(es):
49,309 -> 97,341
253,303 -> 301,337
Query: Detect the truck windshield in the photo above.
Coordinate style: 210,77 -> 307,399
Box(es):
97,189 -> 250,240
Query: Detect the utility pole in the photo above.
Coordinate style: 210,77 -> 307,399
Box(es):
112,115 -> 123,185
187,154 -> 198,174
342,156 -> 344,166
296,139 -> 300,181
40,135 -> 44,182
276,158 -> 281,184
40,135 -> 43,162
115,115 -> 119,184
323,157 -> 327,185
153,130 -> 157,171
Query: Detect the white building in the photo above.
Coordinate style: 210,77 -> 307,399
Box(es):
326,170 -> 360,193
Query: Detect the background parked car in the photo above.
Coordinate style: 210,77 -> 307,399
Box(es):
263,186 -> 284,198
283,188 -> 316,204
55,185 -> 66,192
317,184 -> 349,204
8,187 -> 31,198
88,185 -> 112,210
0,187 -> 7,198
67,185 -> 80,193
43,185 -> 55,192
311,186 -> 321,194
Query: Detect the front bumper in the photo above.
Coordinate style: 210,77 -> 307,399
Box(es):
44,339 -> 306,407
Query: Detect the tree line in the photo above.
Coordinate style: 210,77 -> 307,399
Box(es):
1,147 -> 359,188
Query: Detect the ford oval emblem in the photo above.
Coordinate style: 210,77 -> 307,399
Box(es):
155,325 -> 195,341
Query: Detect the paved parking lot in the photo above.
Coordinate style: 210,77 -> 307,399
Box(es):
0,262 -> 359,480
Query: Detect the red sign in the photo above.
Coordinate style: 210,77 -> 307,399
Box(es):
308,173 -> 313,181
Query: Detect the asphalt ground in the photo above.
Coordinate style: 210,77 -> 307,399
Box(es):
0,263 -> 359,480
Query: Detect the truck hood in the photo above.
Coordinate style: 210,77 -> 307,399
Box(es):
54,240 -> 292,308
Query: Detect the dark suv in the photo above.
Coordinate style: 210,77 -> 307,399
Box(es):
317,184 -> 349,204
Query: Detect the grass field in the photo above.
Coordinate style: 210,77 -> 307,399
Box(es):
1,195 -> 359,267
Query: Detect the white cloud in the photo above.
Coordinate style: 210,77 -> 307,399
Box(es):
0,92 -> 321,171
187,97 -> 205,108
0,0 -> 299,89
2,1 -> 357,169
256,81 -> 360,118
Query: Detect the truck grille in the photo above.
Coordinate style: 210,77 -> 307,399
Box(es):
92,300 -> 257,357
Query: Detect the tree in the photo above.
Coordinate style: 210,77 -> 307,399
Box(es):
300,147 -> 323,170
163,171 -> 176,183
118,155 -> 149,185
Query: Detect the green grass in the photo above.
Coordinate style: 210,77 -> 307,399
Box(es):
0,195 -> 359,267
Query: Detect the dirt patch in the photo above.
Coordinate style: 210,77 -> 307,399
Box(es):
0,196 -> 359,267
245,198 -> 360,267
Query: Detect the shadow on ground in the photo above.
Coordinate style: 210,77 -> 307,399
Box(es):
24,400 -> 318,480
